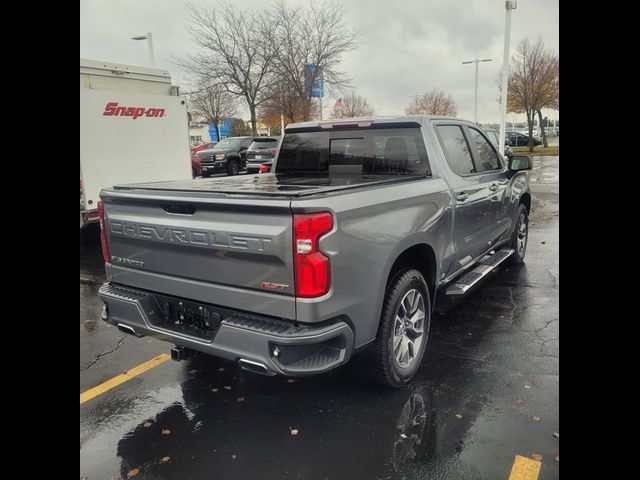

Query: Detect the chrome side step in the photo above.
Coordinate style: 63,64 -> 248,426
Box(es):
445,249 -> 514,296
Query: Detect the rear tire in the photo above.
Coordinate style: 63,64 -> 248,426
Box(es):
510,203 -> 529,264
360,268 -> 431,388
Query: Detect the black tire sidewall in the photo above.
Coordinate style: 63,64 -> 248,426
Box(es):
228,160 -> 239,175
383,270 -> 431,386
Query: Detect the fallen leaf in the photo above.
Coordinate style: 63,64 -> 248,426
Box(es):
231,454 -> 237,459
237,396 -> 245,402
533,378 -> 541,386
212,388 -> 219,393
524,385 -> 531,389
111,477 -> 120,480
143,421 -> 153,428
552,432 -> 559,439
541,241 -> 546,244
162,429 -> 171,435
455,414 -> 463,419
161,456 -> 171,463
399,433 -> 408,439
127,468 -> 140,478
532,416 -> 541,422
514,398 -> 524,406
224,386 -> 232,390
555,455 -> 559,463
531,453 -> 543,461
287,378 -> 299,384
217,367 -> 226,372
80,476 -> 88,480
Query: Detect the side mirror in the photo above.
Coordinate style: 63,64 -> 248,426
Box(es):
509,155 -> 533,171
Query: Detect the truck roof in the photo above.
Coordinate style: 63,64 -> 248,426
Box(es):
80,58 -> 171,84
285,115 -> 469,131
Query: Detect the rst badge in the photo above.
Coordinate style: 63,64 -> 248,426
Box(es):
260,281 -> 289,291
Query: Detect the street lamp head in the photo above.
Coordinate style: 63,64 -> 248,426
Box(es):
481,59 -> 493,63
131,35 -> 148,40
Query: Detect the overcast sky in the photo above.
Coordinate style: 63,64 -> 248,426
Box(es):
80,0 -> 559,125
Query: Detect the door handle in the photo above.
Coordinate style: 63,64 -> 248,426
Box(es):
489,183 -> 499,192
456,192 -> 469,202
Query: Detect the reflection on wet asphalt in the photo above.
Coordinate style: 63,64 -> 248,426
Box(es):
80,157 -> 558,480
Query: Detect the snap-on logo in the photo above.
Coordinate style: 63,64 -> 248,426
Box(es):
102,102 -> 166,119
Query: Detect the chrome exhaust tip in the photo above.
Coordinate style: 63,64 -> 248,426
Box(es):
238,358 -> 270,375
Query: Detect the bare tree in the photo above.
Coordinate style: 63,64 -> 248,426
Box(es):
269,0 -> 361,121
405,89 -> 457,116
187,83 -> 237,142
178,2 -> 277,134
331,92 -> 374,118
535,55 -> 558,147
258,80 -> 319,134
502,38 -> 559,151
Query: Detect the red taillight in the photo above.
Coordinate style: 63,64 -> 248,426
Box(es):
97,201 -> 110,263
294,212 -> 333,297
259,164 -> 271,173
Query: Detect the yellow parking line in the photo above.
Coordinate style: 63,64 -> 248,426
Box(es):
508,455 -> 542,480
80,353 -> 171,405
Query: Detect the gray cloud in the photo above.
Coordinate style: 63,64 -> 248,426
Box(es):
80,0 -> 559,123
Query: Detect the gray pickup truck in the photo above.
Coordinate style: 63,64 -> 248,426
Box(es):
97,116 -> 532,387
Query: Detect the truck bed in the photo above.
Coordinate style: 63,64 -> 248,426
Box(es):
112,173 -> 426,198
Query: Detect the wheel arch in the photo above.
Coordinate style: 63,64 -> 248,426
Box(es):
385,243 -> 437,307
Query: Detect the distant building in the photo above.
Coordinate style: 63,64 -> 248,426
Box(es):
188,117 -> 235,144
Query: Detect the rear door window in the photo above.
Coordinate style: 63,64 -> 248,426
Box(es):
436,125 -> 475,175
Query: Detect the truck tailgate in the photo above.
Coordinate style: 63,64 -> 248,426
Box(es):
100,189 -> 296,319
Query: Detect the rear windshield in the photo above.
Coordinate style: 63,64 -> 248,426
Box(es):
249,139 -> 278,150
275,127 -> 430,176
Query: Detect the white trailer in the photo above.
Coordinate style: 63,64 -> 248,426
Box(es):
80,58 -> 191,228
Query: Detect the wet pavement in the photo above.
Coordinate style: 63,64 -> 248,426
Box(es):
80,157 -> 559,480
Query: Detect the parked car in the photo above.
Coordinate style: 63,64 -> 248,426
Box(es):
97,115 -> 532,387
191,153 -> 202,178
198,136 -> 256,177
506,131 -> 542,147
191,141 -> 217,155
483,128 -> 513,157
246,137 -> 280,174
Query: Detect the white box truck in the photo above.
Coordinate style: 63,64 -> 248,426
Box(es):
80,58 -> 191,228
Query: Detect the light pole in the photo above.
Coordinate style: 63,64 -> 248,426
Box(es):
462,58 -> 492,124
131,32 -> 155,67
499,1 -> 517,156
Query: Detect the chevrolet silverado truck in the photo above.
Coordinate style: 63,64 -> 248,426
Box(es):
97,116 -> 532,387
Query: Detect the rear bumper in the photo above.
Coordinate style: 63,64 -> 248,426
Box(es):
98,282 -> 354,376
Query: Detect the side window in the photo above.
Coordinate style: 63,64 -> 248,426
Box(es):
436,125 -> 475,175
468,128 -> 501,172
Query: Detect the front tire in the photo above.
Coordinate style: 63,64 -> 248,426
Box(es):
510,203 -> 529,264
361,268 -> 431,388
227,160 -> 239,176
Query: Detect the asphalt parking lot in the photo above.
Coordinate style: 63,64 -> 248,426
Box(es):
80,157 -> 559,480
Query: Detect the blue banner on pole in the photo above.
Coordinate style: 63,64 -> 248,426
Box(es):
305,64 -> 324,98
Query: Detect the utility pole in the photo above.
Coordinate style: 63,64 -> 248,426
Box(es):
462,58 -> 492,124
499,1 -> 517,156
